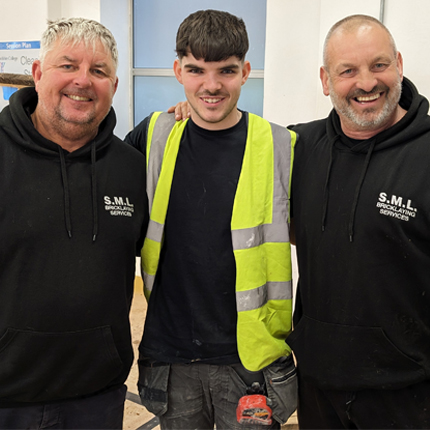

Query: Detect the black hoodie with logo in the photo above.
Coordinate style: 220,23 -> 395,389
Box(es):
288,77 -> 430,390
0,87 -> 148,404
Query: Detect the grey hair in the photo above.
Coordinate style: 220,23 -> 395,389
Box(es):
323,14 -> 397,69
39,17 -> 118,72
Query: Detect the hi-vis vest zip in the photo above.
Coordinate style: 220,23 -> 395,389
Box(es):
142,111 -> 296,371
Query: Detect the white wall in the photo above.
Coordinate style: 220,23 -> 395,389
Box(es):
58,0 -> 100,21
384,1 -> 430,99
0,0 -> 100,42
0,0 -> 49,41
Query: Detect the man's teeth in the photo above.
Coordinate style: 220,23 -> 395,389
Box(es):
203,98 -> 220,104
356,93 -> 381,102
67,94 -> 90,101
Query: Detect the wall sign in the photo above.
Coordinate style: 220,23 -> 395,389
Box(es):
0,40 -> 40,109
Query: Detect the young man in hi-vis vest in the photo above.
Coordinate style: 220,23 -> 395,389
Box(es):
125,10 -> 297,429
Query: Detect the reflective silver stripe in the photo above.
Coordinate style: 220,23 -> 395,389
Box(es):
144,113 -> 177,295
146,113 -> 177,213
143,272 -> 155,292
271,122 -> 292,226
146,219 -> 163,242
267,281 -> 292,300
232,123 -> 292,252
236,281 -> 293,312
234,119 -> 293,313
232,224 -> 289,250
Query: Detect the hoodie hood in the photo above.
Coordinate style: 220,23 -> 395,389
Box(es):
322,77 -> 430,240
0,86 -> 117,241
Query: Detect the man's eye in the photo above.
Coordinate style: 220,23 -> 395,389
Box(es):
373,63 -> 388,71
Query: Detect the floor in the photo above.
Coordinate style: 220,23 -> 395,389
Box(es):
123,277 -> 298,430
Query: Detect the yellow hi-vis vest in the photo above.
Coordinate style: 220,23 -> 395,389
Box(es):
142,111 -> 296,371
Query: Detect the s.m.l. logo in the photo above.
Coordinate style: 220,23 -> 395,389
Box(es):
376,192 -> 417,222
104,196 -> 134,217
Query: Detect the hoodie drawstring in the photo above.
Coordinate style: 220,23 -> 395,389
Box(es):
347,139 -> 376,242
58,142 -> 98,242
91,140 -> 98,242
321,137 -> 337,232
321,137 -> 376,242
59,148 -> 73,238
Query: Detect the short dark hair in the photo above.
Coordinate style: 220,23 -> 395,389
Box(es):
176,9 -> 249,62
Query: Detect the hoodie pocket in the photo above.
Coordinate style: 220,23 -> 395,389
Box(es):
287,316 -> 425,390
0,326 -> 123,402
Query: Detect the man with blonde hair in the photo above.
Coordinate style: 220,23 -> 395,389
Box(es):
0,17 -> 147,428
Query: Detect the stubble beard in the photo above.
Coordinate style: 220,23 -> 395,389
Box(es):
329,78 -> 402,131
51,102 -> 110,142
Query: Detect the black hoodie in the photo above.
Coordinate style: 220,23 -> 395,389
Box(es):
0,87 -> 148,404
288,77 -> 430,390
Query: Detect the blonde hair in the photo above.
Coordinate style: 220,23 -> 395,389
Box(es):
39,17 -> 118,71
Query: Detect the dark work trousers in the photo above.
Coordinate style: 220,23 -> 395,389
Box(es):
0,385 -> 126,429
298,377 -> 430,429
159,363 -> 281,430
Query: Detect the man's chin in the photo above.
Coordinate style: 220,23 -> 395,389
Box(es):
59,114 -> 96,127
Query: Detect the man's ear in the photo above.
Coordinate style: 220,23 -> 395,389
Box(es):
241,61 -> 251,85
32,60 -> 42,91
396,51 -> 404,81
320,66 -> 330,97
173,59 -> 183,84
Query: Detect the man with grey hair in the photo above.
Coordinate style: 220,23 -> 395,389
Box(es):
0,17 -> 147,428
287,13 -> 430,429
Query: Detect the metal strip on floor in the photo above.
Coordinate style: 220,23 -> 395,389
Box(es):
135,416 -> 160,430
126,391 -> 142,405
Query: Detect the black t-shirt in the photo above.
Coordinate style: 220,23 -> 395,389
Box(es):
139,114 -> 247,364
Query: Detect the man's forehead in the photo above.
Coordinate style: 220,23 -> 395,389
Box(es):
48,39 -> 113,64
327,25 -> 394,64
329,23 -> 390,48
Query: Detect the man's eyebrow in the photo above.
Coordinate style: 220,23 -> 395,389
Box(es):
219,64 -> 240,70
182,63 -> 240,70
335,55 -> 395,71
334,62 -> 355,71
372,55 -> 396,63
59,55 -> 77,63
183,63 -> 202,69
93,62 -> 109,69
